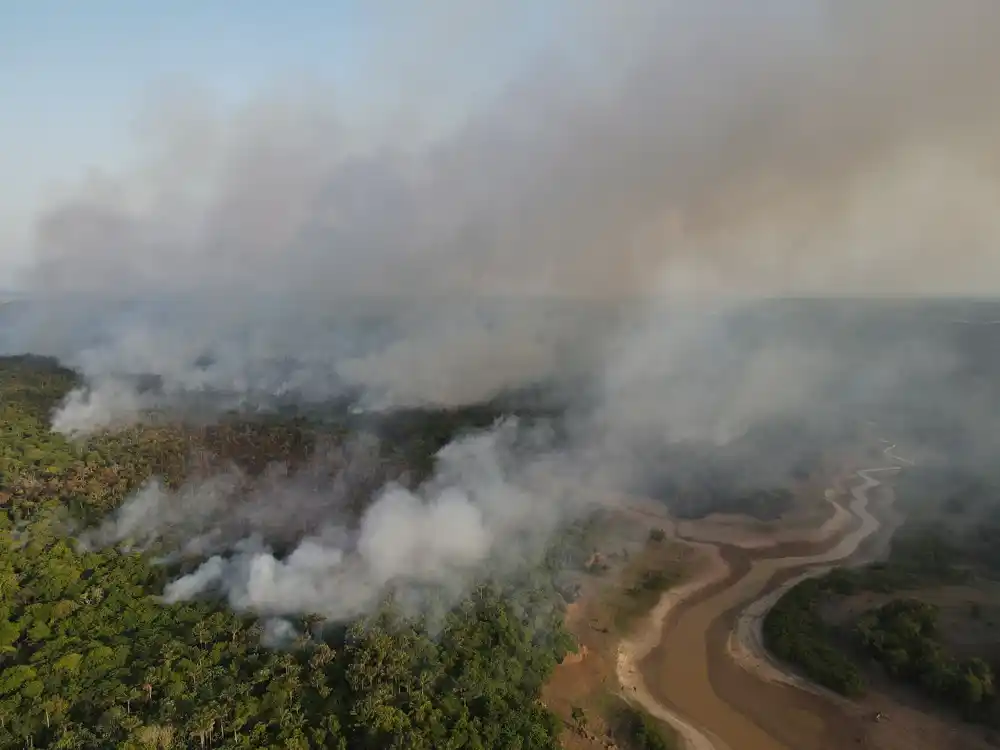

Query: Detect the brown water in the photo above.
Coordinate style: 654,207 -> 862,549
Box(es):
643,548 -> 868,750
639,468 -> 914,749
638,466 -> 910,750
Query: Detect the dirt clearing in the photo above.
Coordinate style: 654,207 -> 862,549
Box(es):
543,508 -> 691,749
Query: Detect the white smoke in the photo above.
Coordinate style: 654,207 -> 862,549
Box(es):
3,2 -> 1000,433
89,419 -> 576,621
12,1 -> 1000,621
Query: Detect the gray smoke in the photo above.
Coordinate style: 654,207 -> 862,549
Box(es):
4,1 -> 1000,430
86,419 -> 581,621
8,1 -> 1000,620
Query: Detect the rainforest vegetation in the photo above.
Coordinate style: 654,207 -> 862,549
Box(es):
0,355 -> 582,749
856,598 -> 997,722
764,532 -> 1000,727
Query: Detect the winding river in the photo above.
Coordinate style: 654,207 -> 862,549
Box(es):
617,445 -> 910,750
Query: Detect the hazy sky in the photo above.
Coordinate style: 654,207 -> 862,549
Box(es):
0,1 -> 567,285
7,3 -> 1000,298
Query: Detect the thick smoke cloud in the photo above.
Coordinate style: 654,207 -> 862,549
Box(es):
84,419 -> 580,622
7,2 -> 1000,621
6,1 -> 1000,426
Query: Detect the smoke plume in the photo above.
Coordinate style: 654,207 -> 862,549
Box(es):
85,419 -> 579,621
4,2 -> 1000,424
6,1 -> 1000,621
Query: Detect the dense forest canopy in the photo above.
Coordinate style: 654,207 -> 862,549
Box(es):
0,355 -> 580,749
6,297 -> 999,747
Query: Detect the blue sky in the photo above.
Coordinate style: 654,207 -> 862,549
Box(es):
0,1 -> 565,284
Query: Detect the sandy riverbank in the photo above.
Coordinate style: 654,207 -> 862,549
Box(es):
621,454 -> 905,750
615,542 -> 731,750
728,466 -> 900,698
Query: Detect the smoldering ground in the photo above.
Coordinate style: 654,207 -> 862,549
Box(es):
8,1 -> 1000,623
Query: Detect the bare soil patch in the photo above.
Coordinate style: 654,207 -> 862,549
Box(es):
543,507 -> 690,750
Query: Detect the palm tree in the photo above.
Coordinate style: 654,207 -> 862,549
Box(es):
189,707 -> 217,749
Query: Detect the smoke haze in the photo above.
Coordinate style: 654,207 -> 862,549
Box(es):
7,1 -> 1000,622
8,1 -> 1000,419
